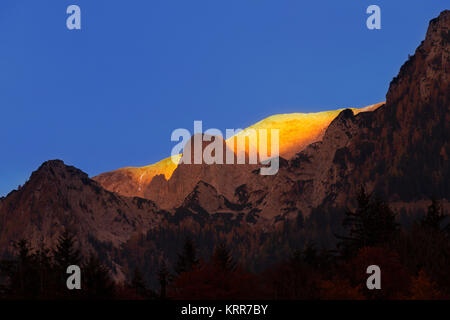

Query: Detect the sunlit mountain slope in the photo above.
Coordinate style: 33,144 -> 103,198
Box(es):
94,103 -> 383,197
232,102 -> 383,159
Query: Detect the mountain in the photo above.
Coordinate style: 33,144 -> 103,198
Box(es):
0,160 -> 166,278
0,10 -> 448,286
293,9 -> 450,207
92,156 -> 181,199
249,11 -> 447,211
236,10 -> 450,218
94,103 -> 383,207
96,11 -> 449,218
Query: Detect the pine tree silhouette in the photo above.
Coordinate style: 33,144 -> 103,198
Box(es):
290,248 -> 303,267
158,262 -> 169,299
0,240 -> 55,299
53,230 -> 82,297
337,186 -> 399,257
421,198 -> 448,232
53,230 -> 81,269
82,253 -> 115,299
11,240 -> 39,298
175,237 -> 199,275
35,241 -> 54,298
130,267 -> 148,298
212,242 -> 236,272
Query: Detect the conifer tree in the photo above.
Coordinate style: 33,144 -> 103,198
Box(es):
421,198 -> 447,232
12,239 -> 38,298
130,267 -> 148,298
158,263 -> 169,299
82,253 -> 115,299
337,186 -> 399,257
35,241 -> 54,298
53,230 -> 81,270
175,237 -> 199,275
302,242 -> 319,267
53,230 -> 82,296
212,242 -> 236,272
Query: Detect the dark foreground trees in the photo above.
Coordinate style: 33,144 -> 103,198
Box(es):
0,231 -> 114,299
0,193 -> 448,300
337,187 -> 400,258
169,242 -> 260,299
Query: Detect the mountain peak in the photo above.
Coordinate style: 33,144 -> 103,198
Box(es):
36,159 -> 84,174
387,10 -> 449,108
429,10 -> 450,33
28,159 -> 89,187
0,160 -> 164,265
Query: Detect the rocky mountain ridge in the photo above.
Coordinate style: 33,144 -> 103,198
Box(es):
0,10 -> 448,282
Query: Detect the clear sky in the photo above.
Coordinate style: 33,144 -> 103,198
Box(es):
0,1 -> 448,196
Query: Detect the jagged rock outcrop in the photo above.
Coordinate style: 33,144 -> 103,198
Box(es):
313,10 -> 450,205
142,134 -> 261,209
273,10 -> 450,214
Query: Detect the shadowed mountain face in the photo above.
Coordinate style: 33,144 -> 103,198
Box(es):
241,10 -> 449,217
0,160 -> 166,279
300,10 -> 449,206
0,10 -> 448,283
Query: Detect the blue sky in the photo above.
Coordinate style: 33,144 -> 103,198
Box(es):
0,1 -> 448,196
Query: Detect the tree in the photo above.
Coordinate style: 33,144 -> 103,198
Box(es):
34,241 -> 55,298
9,240 -> 40,298
212,242 -> 236,272
53,230 -> 81,270
53,230 -> 82,297
175,237 -> 199,275
14,240 -> 34,296
130,267 -> 148,298
158,263 -> 169,299
82,253 -> 115,299
421,198 -> 447,232
290,249 -> 303,268
302,242 -> 318,267
337,186 -> 399,257
0,240 -> 57,299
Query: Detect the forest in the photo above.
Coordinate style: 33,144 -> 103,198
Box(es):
0,188 -> 449,300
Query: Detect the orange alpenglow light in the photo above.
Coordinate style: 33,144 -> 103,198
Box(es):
107,103 -> 384,184
230,102 -> 383,159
